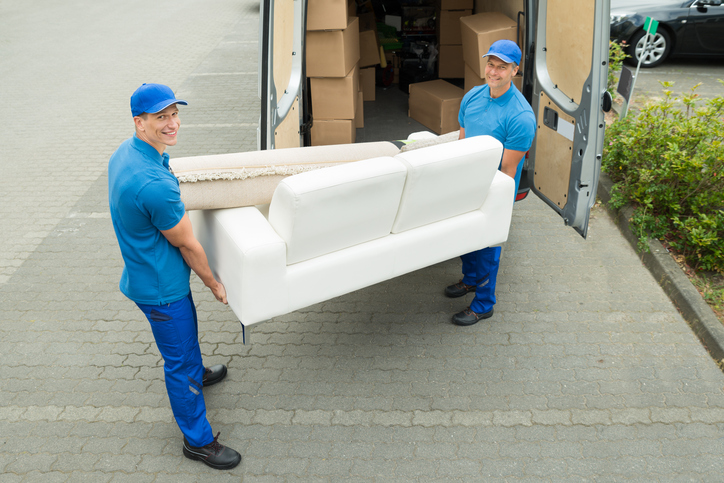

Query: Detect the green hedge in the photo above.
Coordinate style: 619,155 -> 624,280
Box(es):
602,82 -> 724,273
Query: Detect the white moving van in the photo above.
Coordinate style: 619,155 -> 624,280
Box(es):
258,0 -> 612,237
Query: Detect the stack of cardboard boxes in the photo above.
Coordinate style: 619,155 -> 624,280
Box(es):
307,0 -> 360,146
408,10 -> 524,135
306,1 -> 525,143
436,0 -> 472,79
460,12 -> 518,93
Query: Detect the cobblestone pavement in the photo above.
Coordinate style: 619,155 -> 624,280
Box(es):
2,1 -> 724,481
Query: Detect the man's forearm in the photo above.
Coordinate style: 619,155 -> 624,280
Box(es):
500,148 -> 527,180
179,242 -> 218,289
500,163 -> 518,179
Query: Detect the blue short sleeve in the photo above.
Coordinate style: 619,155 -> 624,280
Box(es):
503,110 -> 537,152
138,179 -> 186,232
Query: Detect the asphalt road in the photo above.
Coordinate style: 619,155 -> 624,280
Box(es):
622,58 -> 724,102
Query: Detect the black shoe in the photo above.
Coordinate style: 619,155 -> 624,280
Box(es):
202,365 -> 227,387
183,432 -> 241,470
452,307 -> 494,326
445,280 -> 477,298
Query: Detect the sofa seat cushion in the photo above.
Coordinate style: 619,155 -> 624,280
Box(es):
268,157 -> 407,265
391,135 -> 503,233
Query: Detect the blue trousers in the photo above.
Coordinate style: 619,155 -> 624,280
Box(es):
136,292 -> 214,447
460,246 -> 501,314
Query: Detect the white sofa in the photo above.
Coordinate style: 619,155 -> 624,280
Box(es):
171,141 -> 401,210
189,135 -> 514,326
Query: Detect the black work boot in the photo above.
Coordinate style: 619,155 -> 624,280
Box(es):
444,280 -> 477,298
183,432 -> 241,470
202,364 -> 228,387
452,307 -> 494,326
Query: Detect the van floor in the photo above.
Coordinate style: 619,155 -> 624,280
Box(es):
354,82 -> 431,143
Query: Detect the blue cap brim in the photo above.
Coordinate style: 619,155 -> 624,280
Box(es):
483,53 -> 516,64
147,99 -> 188,114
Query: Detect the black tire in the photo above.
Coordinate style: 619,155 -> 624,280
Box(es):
624,28 -> 671,68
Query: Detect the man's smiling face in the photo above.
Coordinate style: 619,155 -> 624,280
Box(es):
484,55 -> 518,93
134,104 -> 180,154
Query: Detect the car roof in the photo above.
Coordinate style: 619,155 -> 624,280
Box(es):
611,0 -> 690,9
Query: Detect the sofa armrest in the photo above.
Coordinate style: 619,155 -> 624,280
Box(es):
479,171 -> 516,244
189,207 -> 289,325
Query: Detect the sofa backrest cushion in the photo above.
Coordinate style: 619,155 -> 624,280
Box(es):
268,157 -> 407,265
171,141 -> 401,211
391,135 -> 503,234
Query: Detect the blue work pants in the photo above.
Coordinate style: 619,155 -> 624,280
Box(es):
460,246 -> 501,314
136,292 -> 214,447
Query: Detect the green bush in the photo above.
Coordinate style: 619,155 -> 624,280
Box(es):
607,41 -> 628,97
602,81 -> 724,273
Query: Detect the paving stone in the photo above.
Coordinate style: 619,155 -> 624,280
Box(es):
4,453 -> 57,473
16,471 -> 68,483
135,454 -> 182,473
66,471 -> 113,483
107,472 -> 154,483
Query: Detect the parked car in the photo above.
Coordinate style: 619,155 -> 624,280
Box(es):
610,0 -> 724,67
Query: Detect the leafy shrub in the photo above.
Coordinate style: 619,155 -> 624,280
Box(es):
603,81 -> 724,273
607,41 -> 628,97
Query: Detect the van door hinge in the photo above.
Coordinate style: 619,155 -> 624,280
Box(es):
300,119 -> 313,136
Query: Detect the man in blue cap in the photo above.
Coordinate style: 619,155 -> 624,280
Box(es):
108,83 -> 241,469
446,40 -> 537,326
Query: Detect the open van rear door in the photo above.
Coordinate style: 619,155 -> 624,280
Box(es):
259,0 -> 308,149
525,0 -> 611,238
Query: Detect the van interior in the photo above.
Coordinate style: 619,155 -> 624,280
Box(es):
306,0 -> 528,145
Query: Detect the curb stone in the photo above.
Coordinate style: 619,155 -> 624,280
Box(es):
597,171 -> 724,362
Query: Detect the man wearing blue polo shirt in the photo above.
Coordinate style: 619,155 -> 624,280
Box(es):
108,83 -> 241,470
446,40 -> 537,326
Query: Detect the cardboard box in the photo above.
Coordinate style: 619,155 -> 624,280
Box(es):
355,90 -> 364,128
311,119 -> 356,146
437,9 -> 472,45
359,66 -> 376,101
384,51 -> 401,68
437,0 -> 474,9
358,11 -> 377,32
307,0 -> 350,31
359,29 -> 380,67
310,64 -> 360,119
513,73 -> 523,91
307,17 -> 360,78
464,62 -> 486,93
460,13 -> 517,78
408,80 -> 464,135
384,51 -> 401,83
438,44 -> 464,78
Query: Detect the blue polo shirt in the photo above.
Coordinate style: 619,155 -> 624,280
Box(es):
458,83 -> 536,194
108,134 -> 190,305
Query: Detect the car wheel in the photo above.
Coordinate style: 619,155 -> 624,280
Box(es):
625,28 -> 671,68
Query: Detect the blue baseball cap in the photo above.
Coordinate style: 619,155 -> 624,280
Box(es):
483,40 -> 522,66
130,83 -> 188,117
